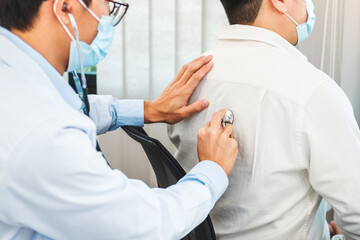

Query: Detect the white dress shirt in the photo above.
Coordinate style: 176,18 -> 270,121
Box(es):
0,27 -> 229,239
169,25 -> 360,240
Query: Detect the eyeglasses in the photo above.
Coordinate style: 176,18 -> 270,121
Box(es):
106,0 -> 129,26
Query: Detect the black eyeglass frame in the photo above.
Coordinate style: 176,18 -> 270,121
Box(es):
106,0 -> 129,26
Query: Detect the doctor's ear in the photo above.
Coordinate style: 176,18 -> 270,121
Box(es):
53,0 -> 72,25
270,0 -> 287,13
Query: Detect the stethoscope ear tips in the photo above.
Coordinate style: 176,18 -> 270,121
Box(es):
62,3 -> 69,12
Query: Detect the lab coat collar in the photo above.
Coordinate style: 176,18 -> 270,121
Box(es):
218,25 -> 307,60
0,26 -> 83,111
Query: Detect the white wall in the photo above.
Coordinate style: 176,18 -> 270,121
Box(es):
97,0 -> 360,186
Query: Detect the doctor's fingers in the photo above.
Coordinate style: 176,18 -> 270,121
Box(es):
222,124 -> 234,138
210,109 -> 227,131
179,55 -> 213,88
179,99 -> 210,119
173,56 -> 204,83
222,125 -> 238,155
183,61 -> 214,95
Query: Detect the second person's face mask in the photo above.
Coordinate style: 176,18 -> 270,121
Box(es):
284,0 -> 316,45
54,0 -> 115,72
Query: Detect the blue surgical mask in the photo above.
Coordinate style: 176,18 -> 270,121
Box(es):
67,15 -> 115,72
284,0 -> 316,45
53,0 -> 115,72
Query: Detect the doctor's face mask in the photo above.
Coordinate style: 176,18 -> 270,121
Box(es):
284,0 -> 316,44
53,0 -> 115,72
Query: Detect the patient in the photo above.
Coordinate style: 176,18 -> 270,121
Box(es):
168,0 -> 360,239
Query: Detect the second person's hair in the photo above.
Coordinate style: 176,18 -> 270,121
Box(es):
220,0 -> 263,25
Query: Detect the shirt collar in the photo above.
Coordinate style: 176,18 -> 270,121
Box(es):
0,26 -> 83,111
218,25 -> 307,60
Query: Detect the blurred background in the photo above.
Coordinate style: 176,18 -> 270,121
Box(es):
92,0 -> 360,186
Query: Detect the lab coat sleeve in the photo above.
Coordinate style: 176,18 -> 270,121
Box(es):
88,95 -> 144,135
2,125 -> 228,239
300,80 -> 360,240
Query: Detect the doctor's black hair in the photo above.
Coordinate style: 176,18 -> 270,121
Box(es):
0,0 -> 92,31
220,0 -> 263,25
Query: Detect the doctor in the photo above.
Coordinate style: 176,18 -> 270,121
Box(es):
0,0 -> 239,239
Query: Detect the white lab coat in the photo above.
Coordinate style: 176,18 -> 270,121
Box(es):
0,28 -> 228,239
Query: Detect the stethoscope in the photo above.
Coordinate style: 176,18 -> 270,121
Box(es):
68,13 -> 90,116
68,13 -> 112,167
222,110 -> 234,128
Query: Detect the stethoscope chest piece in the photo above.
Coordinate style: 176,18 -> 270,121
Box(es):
222,109 -> 234,128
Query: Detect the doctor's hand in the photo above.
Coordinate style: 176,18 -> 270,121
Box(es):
144,55 -> 213,124
197,109 -> 238,176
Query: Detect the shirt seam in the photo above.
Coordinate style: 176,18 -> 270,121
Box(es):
250,88 -> 268,188
295,80 -> 334,169
295,81 -> 335,239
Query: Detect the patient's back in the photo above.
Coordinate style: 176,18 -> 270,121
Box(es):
168,25 -> 333,240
